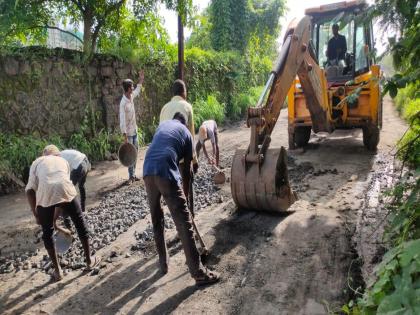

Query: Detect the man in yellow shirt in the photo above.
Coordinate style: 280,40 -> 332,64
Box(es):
160,79 -> 198,173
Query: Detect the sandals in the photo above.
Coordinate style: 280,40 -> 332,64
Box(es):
85,256 -> 101,272
195,269 -> 220,286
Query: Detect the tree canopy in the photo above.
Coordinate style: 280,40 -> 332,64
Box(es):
371,0 -> 419,96
208,0 -> 285,53
0,0 -> 194,55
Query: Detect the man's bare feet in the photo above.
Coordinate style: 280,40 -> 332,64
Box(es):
85,256 -> 101,271
52,268 -> 63,282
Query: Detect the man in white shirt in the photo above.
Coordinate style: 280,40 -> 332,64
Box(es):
119,70 -> 144,182
196,120 -> 220,167
60,149 -> 91,212
26,145 -> 96,281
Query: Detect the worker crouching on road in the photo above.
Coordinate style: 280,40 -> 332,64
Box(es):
196,120 -> 220,167
143,113 -> 219,286
25,145 -> 98,281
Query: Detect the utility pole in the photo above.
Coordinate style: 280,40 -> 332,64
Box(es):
177,14 -> 184,81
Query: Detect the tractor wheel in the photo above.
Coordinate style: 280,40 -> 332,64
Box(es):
294,127 -> 312,147
362,125 -> 380,151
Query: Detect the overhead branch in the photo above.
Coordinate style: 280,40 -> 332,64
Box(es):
24,25 -> 84,43
92,0 -> 125,40
69,0 -> 85,14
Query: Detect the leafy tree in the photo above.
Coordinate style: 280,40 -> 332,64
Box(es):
370,0 -> 419,96
63,0 -> 127,55
98,12 -> 175,64
133,0 -> 193,24
186,12 -> 213,50
209,0 -> 285,53
0,0 -> 79,46
0,0 -> 127,54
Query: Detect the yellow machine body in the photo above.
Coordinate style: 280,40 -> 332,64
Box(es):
231,0 -> 381,213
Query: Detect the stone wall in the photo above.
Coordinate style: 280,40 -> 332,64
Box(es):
0,47 -> 171,138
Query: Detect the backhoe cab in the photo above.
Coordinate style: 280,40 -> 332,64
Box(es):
289,0 -> 382,150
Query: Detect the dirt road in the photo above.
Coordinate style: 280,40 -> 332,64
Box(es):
0,97 -> 406,314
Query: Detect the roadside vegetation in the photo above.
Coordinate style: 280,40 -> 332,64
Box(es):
343,1 -> 419,313
0,0 -> 284,189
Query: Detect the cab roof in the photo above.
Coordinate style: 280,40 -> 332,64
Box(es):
305,0 -> 367,16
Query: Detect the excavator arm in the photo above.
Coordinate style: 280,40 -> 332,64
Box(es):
246,16 -> 330,164
231,16 -> 330,212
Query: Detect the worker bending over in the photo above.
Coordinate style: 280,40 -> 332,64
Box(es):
60,149 -> 91,212
143,113 -> 219,286
196,120 -> 219,167
26,145 -> 97,281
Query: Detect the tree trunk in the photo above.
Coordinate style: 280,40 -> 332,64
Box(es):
83,11 -> 93,54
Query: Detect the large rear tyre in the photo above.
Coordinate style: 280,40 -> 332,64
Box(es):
294,127 -> 312,148
362,125 -> 380,151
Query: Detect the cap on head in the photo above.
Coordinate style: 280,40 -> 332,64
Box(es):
43,144 -> 60,156
122,79 -> 134,92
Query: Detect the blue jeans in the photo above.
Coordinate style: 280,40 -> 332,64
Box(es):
127,133 -> 139,179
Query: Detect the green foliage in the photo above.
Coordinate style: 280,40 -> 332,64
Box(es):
383,174 -> 420,246
186,14 -> 213,50
395,83 -> 420,119
138,117 -> 159,145
230,86 -> 263,119
133,0 -> 193,25
0,0 -> 54,45
357,239 -> 420,314
394,83 -> 420,168
193,94 -> 225,128
367,0 -> 420,97
98,12 -> 175,65
208,0 -> 285,53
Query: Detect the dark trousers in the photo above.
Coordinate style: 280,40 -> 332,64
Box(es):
38,198 -> 89,250
144,176 -> 202,278
70,158 -> 90,212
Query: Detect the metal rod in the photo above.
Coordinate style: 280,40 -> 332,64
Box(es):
256,73 -> 275,107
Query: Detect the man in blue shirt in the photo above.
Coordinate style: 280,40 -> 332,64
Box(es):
143,113 -> 219,286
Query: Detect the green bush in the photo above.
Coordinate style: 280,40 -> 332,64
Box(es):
342,83 -> 420,315
354,240 -> 420,315
394,83 -> 420,168
229,86 -> 264,119
193,94 -> 225,128
0,130 -> 122,184
395,83 -> 420,120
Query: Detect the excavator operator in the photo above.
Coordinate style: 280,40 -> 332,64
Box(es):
327,23 -> 347,62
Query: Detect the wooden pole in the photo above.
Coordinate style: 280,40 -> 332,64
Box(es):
177,14 -> 185,81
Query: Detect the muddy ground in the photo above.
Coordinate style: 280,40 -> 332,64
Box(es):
0,97 -> 406,314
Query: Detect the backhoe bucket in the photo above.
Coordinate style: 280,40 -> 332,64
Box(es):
231,147 -> 296,212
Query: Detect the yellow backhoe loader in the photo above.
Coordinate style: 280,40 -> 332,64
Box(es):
231,0 -> 382,212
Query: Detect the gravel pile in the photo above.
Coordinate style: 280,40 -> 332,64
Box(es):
0,161 -> 224,274
130,162 -> 224,252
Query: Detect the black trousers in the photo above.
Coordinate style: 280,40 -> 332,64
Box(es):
37,198 -> 89,250
70,158 -> 90,212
